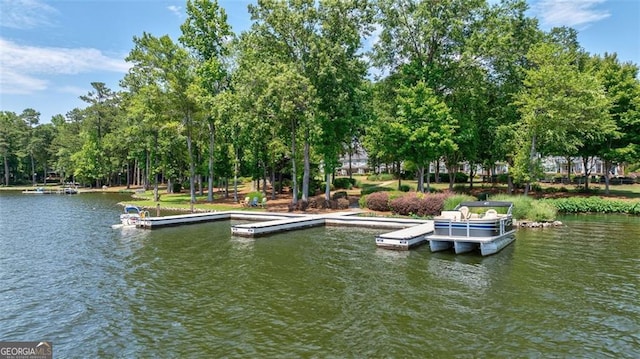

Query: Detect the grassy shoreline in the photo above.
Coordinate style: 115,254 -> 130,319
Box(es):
4,181 -> 640,218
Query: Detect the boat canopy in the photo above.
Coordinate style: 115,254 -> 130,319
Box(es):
455,201 -> 513,208
455,201 -> 514,215
124,205 -> 141,214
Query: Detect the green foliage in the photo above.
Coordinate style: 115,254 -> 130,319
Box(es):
333,177 -> 356,189
332,191 -> 348,200
547,197 -> 640,214
490,194 -> 533,220
443,194 -> 477,211
527,201 -> 558,222
360,184 -> 395,195
246,191 -> 264,202
367,173 -> 394,181
399,184 -> 411,192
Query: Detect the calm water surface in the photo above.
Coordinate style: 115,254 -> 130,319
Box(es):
0,192 -> 638,357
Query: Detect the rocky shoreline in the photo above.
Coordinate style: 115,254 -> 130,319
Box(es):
516,220 -> 564,228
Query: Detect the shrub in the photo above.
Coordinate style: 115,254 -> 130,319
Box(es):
547,196 -> 638,214
389,193 -> 423,216
361,185 -> 394,195
331,191 -> 347,201
246,191 -> 264,202
452,184 -> 470,194
399,184 -> 411,192
429,172 -> 468,183
530,183 -> 542,192
333,177 -> 356,189
527,201 -> 558,222
496,173 -> 510,184
337,198 -> 350,209
358,195 -> 367,209
365,191 -> 390,211
490,194 -> 533,221
389,192 -> 448,216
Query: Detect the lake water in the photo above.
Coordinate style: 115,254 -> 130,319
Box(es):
1,192 -> 639,357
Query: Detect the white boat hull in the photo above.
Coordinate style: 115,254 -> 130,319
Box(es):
429,240 -> 453,252
375,236 -> 429,250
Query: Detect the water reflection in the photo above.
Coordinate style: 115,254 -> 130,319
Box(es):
374,247 -> 411,260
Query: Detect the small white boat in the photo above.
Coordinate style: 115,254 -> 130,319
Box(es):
62,186 -> 78,194
428,201 -> 516,256
119,205 -> 148,227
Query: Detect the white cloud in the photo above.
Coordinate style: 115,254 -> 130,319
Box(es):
167,5 -> 184,18
0,0 -> 58,29
57,85 -> 88,96
0,71 -> 48,94
534,0 -> 610,29
0,38 -> 129,94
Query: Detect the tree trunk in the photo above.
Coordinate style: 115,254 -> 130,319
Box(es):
153,132 -> 159,202
4,154 -> 10,186
291,120 -> 298,205
186,122 -> 197,205
31,154 -> 36,186
582,156 -> 590,191
234,146 -> 239,202
417,166 -> 424,192
604,160 -> 612,194
525,134 -> 537,196
448,164 -> 455,190
325,172 -> 331,201
207,120 -> 215,202
302,136 -> 310,203
425,161 -> 431,192
396,161 -> 402,190
271,167 -> 276,200
348,150 -> 353,179
145,150 -> 151,190
263,165 -> 268,197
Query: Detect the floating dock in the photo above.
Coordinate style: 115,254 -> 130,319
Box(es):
375,222 -> 435,250
231,216 -> 326,237
136,211 -> 302,229
126,207 -> 515,256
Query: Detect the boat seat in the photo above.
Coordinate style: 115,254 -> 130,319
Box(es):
458,206 -> 470,220
438,211 -> 461,221
484,209 -> 498,219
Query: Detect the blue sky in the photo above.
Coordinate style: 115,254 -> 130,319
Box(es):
0,0 -> 638,123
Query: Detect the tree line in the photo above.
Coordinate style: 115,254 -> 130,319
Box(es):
1,0 -> 639,203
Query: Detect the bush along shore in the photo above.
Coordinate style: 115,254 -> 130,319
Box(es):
358,191 -> 640,226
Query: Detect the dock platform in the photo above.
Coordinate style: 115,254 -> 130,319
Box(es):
375,222 -> 434,250
137,211 -> 302,229
231,216 -> 325,237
